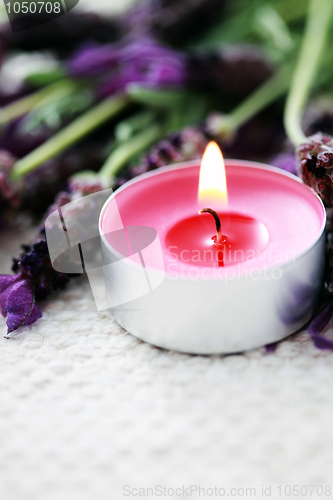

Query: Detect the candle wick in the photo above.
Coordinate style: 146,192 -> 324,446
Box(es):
199,208 -> 223,245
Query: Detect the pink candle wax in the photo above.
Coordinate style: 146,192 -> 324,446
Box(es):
101,160 -> 325,278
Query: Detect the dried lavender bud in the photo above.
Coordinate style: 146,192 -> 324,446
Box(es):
323,208 -> 333,296
0,274 -> 42,335
297,132 -> 333,206
0,119 -> 52,159
0,140 -> 105,228
21,133 -> 107,216
114,115 -> 282,192
114,127 -> 208,189
0,171 -> 112,335
0,12 -> 121,56
187,45 -> 273,97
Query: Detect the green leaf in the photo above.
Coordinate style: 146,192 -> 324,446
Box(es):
24,68 -> 67,88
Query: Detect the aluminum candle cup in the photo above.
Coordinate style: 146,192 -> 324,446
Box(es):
99,159 -> 326,354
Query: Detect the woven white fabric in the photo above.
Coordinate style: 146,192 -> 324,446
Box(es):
1,225 -> 333,500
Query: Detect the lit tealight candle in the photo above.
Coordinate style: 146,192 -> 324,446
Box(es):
166,142 -> 269,269
100,143 -> 326,354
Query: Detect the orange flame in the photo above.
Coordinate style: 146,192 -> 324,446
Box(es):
198,141 -> 228,209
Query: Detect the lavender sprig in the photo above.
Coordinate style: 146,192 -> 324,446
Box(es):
68,37 -> 188,96
0,173 -> 111,336
69,36 -> 273,99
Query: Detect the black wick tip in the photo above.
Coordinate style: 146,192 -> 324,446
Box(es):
199,208 -> 223,244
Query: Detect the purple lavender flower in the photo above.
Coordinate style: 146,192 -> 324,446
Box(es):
0,172 -> 112,335
69,37 -> 272,98
68,37 -> 187,95
0,274 -> 42,334
69,42 -> 120,77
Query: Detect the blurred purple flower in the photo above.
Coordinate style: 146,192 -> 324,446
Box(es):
68,37 -> 187,95
270,152 -> 297,176
69,43 -> 119,76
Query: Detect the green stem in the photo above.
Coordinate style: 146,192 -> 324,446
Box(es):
228,64 -> 292,130
99,124 -> 163,179
210,64 -> 292,139
275,0 -> 308,23
24,68 -> 66,88
115,110 -> 157,142
0,79 -> 79,126
284,0 -> 333,146
12,94 -> 131,180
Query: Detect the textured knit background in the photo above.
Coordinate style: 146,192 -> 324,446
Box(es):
1,1 -> 333,499
1,227 -> 333,500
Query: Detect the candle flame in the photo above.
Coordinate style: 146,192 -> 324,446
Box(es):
198,142 -> 228,208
